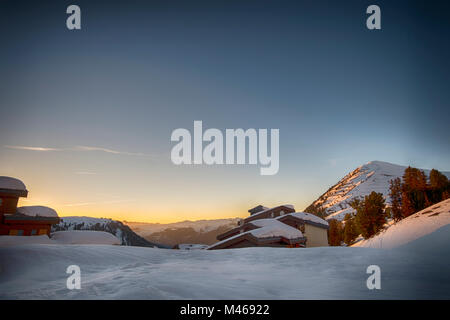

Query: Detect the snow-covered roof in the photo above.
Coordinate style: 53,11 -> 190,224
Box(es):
0,176 -> 27,192
279,212 -> 329,227
17,206 -> 59,218
249,219 -> 304,239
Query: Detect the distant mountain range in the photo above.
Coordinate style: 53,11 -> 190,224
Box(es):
52,216 -> 170,248
305,160 -> 450,221
126,218 -> 240,246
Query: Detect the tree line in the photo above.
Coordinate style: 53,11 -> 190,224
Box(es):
327,167 -> 449,246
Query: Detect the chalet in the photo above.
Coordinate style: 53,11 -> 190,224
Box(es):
209,204 -> 329,250
0,176 -> 60,236
208,218 -> 306,250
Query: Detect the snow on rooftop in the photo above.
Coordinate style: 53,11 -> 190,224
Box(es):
0,176 -> 26,191
51,231 -> 121,245
17,206 -> 59,218
249,219 -> 303,239
280,212 -> 329,227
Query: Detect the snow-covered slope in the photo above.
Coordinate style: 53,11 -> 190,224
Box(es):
1,226 -> 449,299
305,161 -> 450,221
353,198 -> 450,249
53,217 -> 169,248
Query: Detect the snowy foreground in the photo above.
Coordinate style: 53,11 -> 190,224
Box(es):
1,225 -> 449,299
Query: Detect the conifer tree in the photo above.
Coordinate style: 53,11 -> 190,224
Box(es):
429,169 -> 449,202
328,219 -> 343,246
350,192 -> 386,239
401,167 -> 429,217
389,178 -> 403,222
343,213 -> 358,245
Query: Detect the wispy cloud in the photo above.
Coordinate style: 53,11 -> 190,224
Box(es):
4,144 -> 150,157
74,146 -> 147,156
4,145 -> 62,152
75,171 -> 97,175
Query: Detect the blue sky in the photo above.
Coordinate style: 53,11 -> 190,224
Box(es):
0,0 -> 449,222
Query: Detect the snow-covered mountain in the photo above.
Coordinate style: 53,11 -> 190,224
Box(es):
353,198 -> 450,249
305,160 -> 450,221
52,216 -> 169,248
126,218 -> 240,246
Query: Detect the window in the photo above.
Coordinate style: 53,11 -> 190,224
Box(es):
38,229 -> 47,235
280,210 -> 285,216
17,230 -> 24,236
9,229 -> 18,236
31,229 -> 37,235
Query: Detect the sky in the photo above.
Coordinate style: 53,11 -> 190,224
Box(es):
0,0 -> 449,223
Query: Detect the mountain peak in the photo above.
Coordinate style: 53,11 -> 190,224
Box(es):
305,161 -> 450,221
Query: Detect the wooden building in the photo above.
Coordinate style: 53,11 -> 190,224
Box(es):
210,204 -> 329,250
0,176 -> 60,236
209,218 -> 306,250
243,204 -> 296,223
